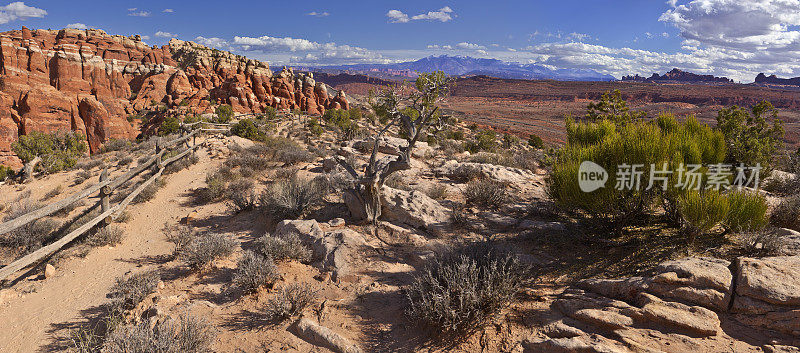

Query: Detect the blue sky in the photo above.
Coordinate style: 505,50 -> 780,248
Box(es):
1,0 -> 800,81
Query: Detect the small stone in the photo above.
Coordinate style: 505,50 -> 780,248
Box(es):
44,264 -> 55,279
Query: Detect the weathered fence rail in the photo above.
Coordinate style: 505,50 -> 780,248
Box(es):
0,128 -> 207,283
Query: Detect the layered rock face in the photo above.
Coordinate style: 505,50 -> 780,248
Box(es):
0,27 -> 349,168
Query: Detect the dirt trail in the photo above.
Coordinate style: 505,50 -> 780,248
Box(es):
0,149 -> 214,353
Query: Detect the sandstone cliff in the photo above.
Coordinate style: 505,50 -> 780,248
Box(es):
0,27 -> 349,168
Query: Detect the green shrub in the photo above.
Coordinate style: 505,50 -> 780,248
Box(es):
0,165 -> 13,181
465,130 -> 497,153
405,243 -> 528,336
502,133 -> 520,148
717,101 -> 784,174
231,119 -> 266,142
196,172 -> 228,203
306,118 -> 324,136
233,251 -> 279,293
549,114 -> 726,229
586,89 -> 646,125
159,116 -> 181,136
678,190 -> 729,237
102,139 -> 131,152
528,134 -> 544,149
11,131 -> 88,173
323,108 -> 359,140
215,104 -> 234,123
725,191 -> 768,232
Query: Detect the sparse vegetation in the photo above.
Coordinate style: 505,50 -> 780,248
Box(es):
105,314 -> 213,353
87,225 -> 124,247
405,243 -> 528,336
1,201 -> 59,254
215,104 -> 234,123
258,231 -> 312,263
464,178 -> 507,207
74,170 -> 92,184
425,184 -> 449,200
178,232 -> 236,270
259,176 -> 324,219
108,271 -> 160,311
585,89 -> 646,125
134,178 -> 166,203
771,195 -> 800,231
233,250 -> 280,293
226,179 -> 258,213
263,283 -> 316,322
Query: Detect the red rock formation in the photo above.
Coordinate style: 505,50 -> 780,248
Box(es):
0,27 -> 349,168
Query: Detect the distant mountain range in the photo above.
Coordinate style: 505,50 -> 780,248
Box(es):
308,55 -> 616,82
755,73 -> 800,87
621,68 -> 733,84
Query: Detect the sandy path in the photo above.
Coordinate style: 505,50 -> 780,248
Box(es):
0,150 -> 213,353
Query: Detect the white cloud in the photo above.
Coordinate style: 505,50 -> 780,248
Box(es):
128,8 -> 151,17
456,42 -> 486,50
195,36 -> 229,49
307,11 -> 329,17
140,35 -> 150,40
569,32 -> 591,41
0,2 -> 46,24
66,22 -> 87,30
386,9 -> 409,23
155,31 -> 176,38
387,6 -> 454,23
162,8 -> 174,13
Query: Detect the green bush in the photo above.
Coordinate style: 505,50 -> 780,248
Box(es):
11,131 -> 88,173
717,101 -> 784,174
586,89 -> 646,125
678,190 -> 729,237
231,119 -> 266,142
306,118 -> 324,136
725,191 -> 768,232
528,134 -> 544,149
549,114 -> 726,229
0,165 -> 13,181
465,130 -> 497,153
215,104 -> 234,123
159,116 -> 181,136
323,108 -> 359,140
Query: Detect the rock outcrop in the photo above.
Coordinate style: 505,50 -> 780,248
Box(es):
0,27 -> 349,168
526,255 -> 800,352
622,68 -> 733,84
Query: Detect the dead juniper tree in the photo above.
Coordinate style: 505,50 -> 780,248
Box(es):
337,71 -> 451,228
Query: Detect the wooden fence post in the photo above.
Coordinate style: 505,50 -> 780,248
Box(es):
99,167 -> 110,227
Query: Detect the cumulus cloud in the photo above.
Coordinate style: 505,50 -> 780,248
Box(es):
387,6 -> 454,23
128,8 -> 151,17
456,42 -> 486,50
195,36 -> 229,49
66,22 -> 87,30
155,31 -> 176,38
0,2 -> 46,24
386,9 -> 409,23
307,11 -> 329,17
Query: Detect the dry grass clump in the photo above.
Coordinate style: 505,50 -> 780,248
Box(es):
42,185 -> 64,201
165,224 -> 196,252
1,201 -> 59,253
405,243 -> 528,336
178,232 -> 236,270
164,151 -> 199,174
258,231 -> 312,263
738,229 -> 786,257
117,155 -> 134,167
263,283 -> 316,322
227,145 -> 272,172
233,250 -> 280,293
108,271 -> 160,311
463,179 -> 507,207
449,164 -> 483,182
425,184 -> 449,200
87,225 -> 124,247
259,176 -> 325,220
771,195 -> 800,231
195,171 -> 230,204
134,178 -> 167,204
104,314 -> 213,353
226,179 -> 257,213
74,170 -> 93,185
